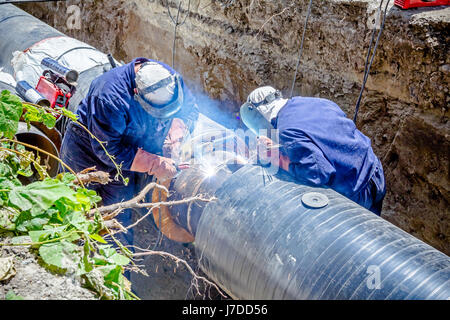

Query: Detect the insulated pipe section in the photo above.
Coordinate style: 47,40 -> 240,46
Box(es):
0,80 -> 17,94
15,122 -> 60,182
194,165 -> 450,300
0,4 -> 116,136
41,57 -> 79,84
0,4 -> 112,110
16,80 -> 51,107
168,152 -> 246,235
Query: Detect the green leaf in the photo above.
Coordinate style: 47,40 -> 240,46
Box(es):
5,290 -> 24,300
11,235 -> 31,245
22,104 -> 57,129
28,226 -> 66,243
42,113 -> 56,129
39,241 -> 81,271
8,179 -> 77,216
103,265 -> 123,284
17,165 -> 34,178
109,253 -> 130,266
14,211 -> 33,232
98,245 -> 130,266
75,188 -> 102,210
14,205 -> 56,232
89,233 -> 107,244
79,240 -> 94,275
58,173 -> 77,186
0,208 -> 16,231
0,90 -> 24,139
60,109 -> 78,122
22,104 -> 41,123
53,197 -> 77,218
63,211 -> 90,232
16,216 -> 50,231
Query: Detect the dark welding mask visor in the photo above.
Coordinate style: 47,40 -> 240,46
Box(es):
136,74 -> 184,119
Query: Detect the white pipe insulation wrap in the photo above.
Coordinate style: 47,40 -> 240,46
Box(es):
11,36 -> 120,88
0,70 -> 16,87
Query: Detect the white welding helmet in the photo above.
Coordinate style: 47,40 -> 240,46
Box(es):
240,86 -> 288,135
135,61 -> 184,118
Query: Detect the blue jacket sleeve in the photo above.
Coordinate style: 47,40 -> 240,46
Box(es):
282,133 -> 336,187
88,97 -> 136,170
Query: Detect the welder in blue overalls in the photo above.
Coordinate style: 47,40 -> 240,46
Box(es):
59,58 -> 199,248
240,86 -> 386,215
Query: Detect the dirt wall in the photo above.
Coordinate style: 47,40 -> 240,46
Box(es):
19,0 -> 449,254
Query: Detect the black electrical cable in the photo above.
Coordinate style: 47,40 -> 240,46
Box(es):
166,0 -> 191,68
0,0 -> 67,4
289,0 -> 313,98
353,0 -> 391,123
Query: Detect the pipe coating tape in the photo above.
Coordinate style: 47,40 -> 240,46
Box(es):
302,192 -> 329,209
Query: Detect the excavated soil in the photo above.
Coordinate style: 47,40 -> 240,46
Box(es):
0,234 -> 96,300
129,208 -> 228,300
19,0 -> 449,263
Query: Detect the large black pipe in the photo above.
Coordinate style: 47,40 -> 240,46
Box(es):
0,74 -> 61,179
190,165 -> 450,299
1,4 -> 449,300
168,132 -> 450,299
0,4 -> 63,75
0,5 -> 112,114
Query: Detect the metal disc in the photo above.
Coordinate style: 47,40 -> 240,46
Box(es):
302,192 -> 329,209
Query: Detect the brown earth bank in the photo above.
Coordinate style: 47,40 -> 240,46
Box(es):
18,0 -> 449,255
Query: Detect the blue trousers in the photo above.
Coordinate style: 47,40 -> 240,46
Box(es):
350,161 -> 386,216
59,123 -> 153,248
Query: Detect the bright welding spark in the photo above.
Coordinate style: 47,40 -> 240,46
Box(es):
203,164 -> 216,178
197,157 -> 217,178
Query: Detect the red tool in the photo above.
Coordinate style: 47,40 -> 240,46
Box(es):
395,0 -> 450,9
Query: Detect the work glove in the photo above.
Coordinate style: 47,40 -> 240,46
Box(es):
257,136 -> 291,172
162,118 -> 188,161
130,148 -> 177,182
257,136 -> 277,166
279,154 -> 291,172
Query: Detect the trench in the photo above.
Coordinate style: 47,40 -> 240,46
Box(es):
2,0 -> 448,299
16,0 -> 449,257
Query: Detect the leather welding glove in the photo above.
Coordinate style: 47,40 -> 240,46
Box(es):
162,118 -> 188,161
130,148 -> 177,182
257,136 -> 291,172
257,136 -> 276,166
278,154 -> 291,172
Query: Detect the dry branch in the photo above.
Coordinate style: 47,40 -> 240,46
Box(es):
90,182 -> 215,220
75,168 -> 111,186
133,247 -> 227,299
126,195 -> 215,231
89,182 -> 168,216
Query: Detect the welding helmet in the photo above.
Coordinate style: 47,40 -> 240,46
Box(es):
240,86 -> 287,135
135,61 -> 184,119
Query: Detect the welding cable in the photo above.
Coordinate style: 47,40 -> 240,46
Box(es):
289,0 -> 313,98
357,0 -> 384,108
166,0 -> 191,68
353,0 -> 391,123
